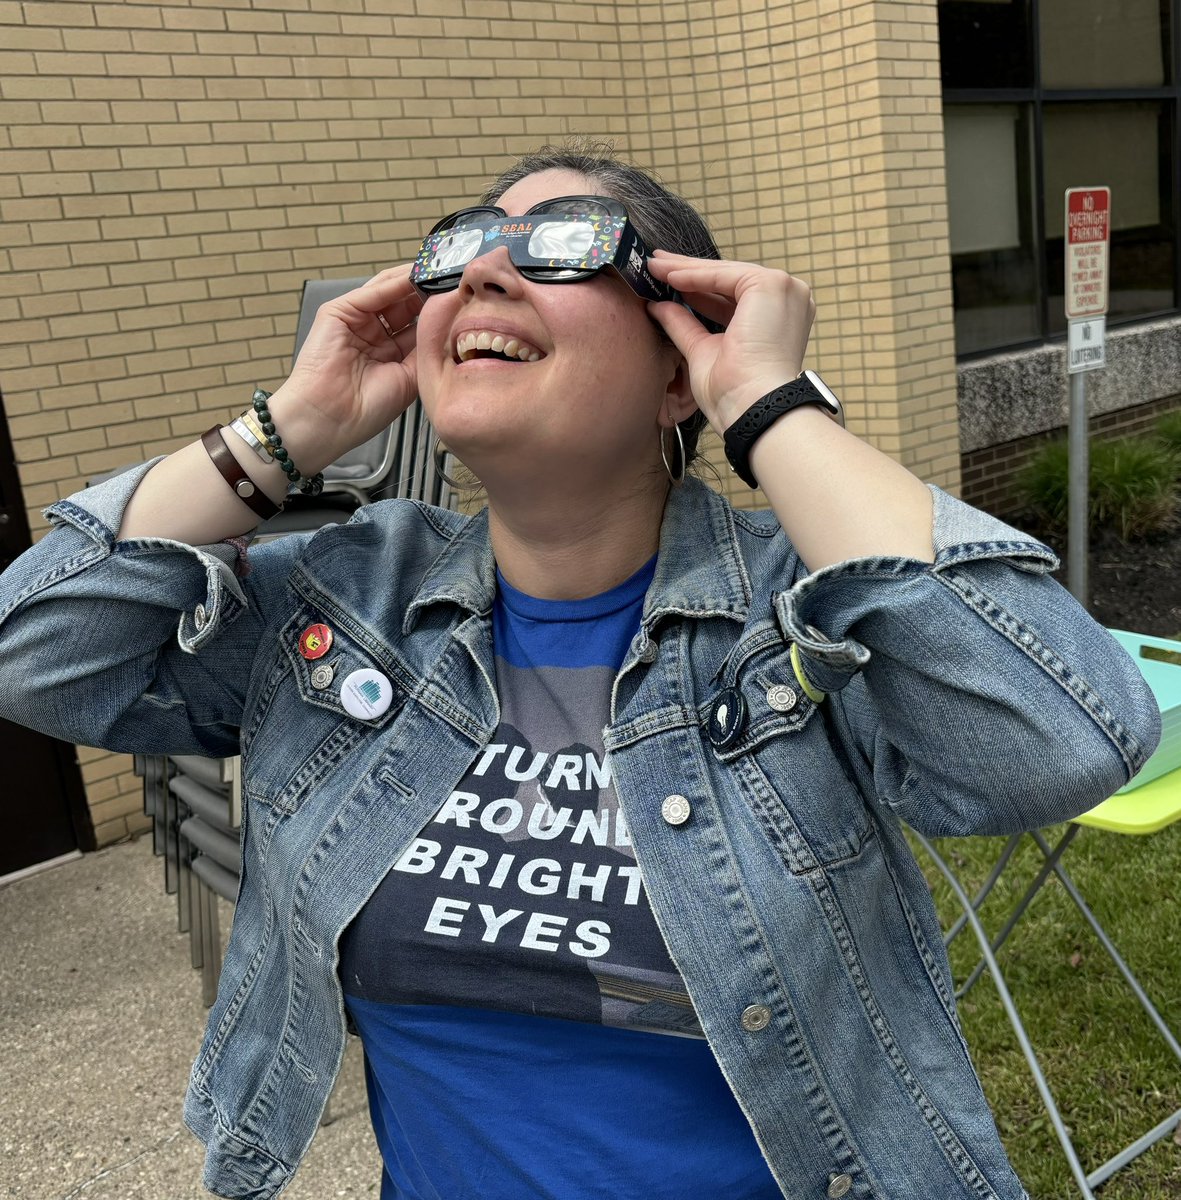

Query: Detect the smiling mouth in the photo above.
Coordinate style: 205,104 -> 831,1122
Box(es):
454,330 -> 544,364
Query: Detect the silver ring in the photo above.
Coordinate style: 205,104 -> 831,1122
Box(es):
375,312 -> 396,339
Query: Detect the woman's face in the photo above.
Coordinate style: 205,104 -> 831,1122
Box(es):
414,168 -> 685,489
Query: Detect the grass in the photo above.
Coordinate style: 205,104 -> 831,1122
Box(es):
908,821 -> 1181,1198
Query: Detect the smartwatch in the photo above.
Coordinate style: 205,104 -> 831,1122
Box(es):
723,370 -> 844,488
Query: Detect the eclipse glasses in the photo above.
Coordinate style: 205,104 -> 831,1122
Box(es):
410,194 -> 682,304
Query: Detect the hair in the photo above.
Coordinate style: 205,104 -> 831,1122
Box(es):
481,138 -> 721,473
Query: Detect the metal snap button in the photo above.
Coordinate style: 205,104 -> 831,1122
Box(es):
765,683 -> 797,712
706,687 -> 747,749
660,794 -> 691,826
740,1003 -> 771,1032
637,638 -> 658,663
827,1173 -> 853,1198
193,603 -> 207,631
310,661 -> 336,690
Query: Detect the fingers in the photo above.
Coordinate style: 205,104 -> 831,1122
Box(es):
646,300 -> 714,360
386,321 -> 418,362
338,266 -> 424,339
683,291 -> 735,328
358,264 -> 421,311
650,252 -> 808,309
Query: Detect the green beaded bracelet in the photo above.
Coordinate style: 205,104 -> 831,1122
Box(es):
251,388 -> 324,497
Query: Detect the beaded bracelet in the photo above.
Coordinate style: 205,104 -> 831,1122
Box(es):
252,387 -> 325,497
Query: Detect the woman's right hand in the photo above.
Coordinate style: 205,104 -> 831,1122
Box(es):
263,266 -> 424,472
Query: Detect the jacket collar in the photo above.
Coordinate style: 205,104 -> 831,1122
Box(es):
403,478 -> 752,634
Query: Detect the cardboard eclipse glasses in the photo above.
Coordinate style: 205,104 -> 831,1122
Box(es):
410,195 -> 682,305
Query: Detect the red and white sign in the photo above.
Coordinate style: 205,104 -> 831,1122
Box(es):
1064,187 -> 1110,318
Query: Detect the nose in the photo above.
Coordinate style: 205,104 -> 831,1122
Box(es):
457,244 -> 526,299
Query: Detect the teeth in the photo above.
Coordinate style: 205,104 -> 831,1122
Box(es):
455,329 -> 543,363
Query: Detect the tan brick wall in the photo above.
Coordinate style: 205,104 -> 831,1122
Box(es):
2,0 -> 958,845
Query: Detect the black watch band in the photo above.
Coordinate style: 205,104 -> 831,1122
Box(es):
722,371 -> 843,488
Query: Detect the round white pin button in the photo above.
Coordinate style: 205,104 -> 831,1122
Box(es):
340,668 -> 393,720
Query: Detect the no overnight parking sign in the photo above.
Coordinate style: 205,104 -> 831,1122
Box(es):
1065,187 -> 1111,319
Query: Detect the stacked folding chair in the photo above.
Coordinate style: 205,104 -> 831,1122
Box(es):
126,276 -> 454,1009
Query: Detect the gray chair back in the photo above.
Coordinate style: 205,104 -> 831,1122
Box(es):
290,277 -> 452,508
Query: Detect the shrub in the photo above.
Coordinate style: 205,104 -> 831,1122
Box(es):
1153,408 -> 1181,459
1017,435 -> 1179,540
1090,437 -> 1179,539
1016,438 -> 1071,533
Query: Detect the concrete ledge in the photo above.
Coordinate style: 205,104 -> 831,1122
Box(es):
958,314 -> 1181,453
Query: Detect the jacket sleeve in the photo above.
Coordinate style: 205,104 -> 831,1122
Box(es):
774,485 -> 1162,837
0,459 -> 313,758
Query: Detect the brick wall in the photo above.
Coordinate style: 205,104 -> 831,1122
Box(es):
2,0 -> 960,845
626,0 -> 961,493
962,393 -> 1181,521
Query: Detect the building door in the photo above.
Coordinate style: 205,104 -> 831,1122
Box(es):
0,389 -> 92,877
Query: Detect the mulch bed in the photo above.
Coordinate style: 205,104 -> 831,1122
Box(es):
1029,521 -> 1181,639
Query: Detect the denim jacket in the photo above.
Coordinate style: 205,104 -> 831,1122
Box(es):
0,460 -> 1160,1200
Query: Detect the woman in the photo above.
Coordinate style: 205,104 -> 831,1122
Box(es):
0,142 -> 1161,1200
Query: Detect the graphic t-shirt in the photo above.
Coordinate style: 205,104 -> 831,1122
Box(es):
338,558 -> 779,1200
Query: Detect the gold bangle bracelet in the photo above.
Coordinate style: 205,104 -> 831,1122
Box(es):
239,409 -> 276,459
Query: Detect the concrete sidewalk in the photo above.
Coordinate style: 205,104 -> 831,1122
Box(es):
0,835 -> 381,1199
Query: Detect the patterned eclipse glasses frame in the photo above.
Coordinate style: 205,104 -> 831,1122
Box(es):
409,194 -> 683,305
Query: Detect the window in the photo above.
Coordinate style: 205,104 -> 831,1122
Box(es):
939,0 -> 1179,357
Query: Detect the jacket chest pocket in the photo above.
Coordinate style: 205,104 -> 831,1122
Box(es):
706,639 -> 874,874
243,607 -> 407,815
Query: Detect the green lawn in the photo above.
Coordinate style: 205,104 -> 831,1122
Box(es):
911,822 -> 1181,1199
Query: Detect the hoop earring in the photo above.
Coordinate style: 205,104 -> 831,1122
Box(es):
660,423 -> 686,487
432,438 -> 473,490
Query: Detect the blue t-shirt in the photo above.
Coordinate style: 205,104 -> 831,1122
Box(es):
338,557 -> 779,1199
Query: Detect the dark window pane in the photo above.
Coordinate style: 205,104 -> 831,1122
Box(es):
1040,0 -> 1170,88
1043,101 -> 1176,335
938,1 -> 1033,89
946,104 -> 1040,354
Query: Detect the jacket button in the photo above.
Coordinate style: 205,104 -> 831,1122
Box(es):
193,603 -> 207,631
638,638 -> 658,663
765,683 -> 796,711
827,1173 -> 853,1198
740,1003 -> 770,1032
661,794 -> 691,826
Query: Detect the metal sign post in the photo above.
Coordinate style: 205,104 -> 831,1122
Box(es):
1064,186 -> 1111,606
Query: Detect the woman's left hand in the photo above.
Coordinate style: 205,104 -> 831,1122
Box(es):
646,251 -> 816,434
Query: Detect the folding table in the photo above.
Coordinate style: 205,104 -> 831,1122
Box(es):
913,630 -> 1181,1198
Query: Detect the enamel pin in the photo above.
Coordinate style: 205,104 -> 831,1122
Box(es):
298,623 -> 333,661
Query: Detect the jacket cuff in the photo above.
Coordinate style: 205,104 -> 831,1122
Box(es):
41,459 -> 248,653
775,485 -> 1059,694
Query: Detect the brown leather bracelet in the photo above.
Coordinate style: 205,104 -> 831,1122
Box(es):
200,425 -> 283,522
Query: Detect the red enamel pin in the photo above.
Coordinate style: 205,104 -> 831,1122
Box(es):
298,623 -> 333,660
